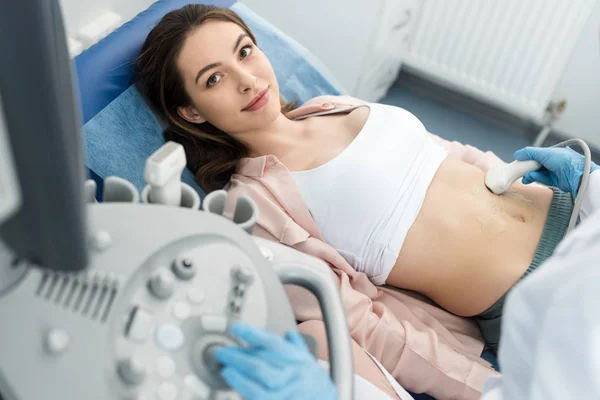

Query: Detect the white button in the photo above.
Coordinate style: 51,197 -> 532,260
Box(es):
158,382 -> 178,400
90,231 -> 111,251
127,307 -> 153,343
187,288 -> 205,304
259,246 -> 274,261
172,301 -> 192,320
231,266 -> 253,284
155,356 -> 176,378
201,315 -> 228,332
46,329 -> 69,355
155,324 -> 184,351
184,374 -> 210,399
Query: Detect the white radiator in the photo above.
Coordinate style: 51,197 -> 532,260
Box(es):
403,0 -> 596,122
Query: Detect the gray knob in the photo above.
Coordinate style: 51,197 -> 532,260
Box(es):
172,257 -> 196,280
203,344 -> 225,374
148,270 -> 175,299
233,283 -> 246,297
229,298 -> 243,315
118,358 -> 146,385
231,265 -> 253,284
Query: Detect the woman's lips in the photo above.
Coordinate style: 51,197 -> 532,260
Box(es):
243,87 -> 270,112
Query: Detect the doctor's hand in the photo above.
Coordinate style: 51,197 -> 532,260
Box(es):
214,322 -> 338,400
514,146 -> 599,195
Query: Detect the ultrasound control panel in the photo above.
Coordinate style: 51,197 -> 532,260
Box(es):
0,199 -> 353,400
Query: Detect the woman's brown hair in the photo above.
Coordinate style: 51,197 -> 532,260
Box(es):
136,4 -> 295,193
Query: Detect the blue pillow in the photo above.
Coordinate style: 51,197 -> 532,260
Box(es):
82,2 -> 344,198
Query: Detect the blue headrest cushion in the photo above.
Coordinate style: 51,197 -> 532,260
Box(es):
81,2 -> 344,197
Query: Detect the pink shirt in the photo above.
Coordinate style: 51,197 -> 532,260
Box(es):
224,95 -> 504,399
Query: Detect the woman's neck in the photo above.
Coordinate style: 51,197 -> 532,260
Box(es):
234,113 -> 310,159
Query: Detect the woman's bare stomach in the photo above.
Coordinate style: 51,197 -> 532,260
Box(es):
386,157 -> 554,316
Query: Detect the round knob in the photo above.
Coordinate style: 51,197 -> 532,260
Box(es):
148,270 -> 175,299
172,257 -> 196,280
187,288 -> 205,304
229,298 -> 243,314
155,324 -> 185,351
231,265 -> 253,284
118,358 -> 146,385
203,343 -> 225,374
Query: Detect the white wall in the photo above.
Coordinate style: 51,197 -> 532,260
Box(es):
58,0 -> 155,38
240,0 -> 381,95
552,1 -> 600,148
243,0 -> 600,148
57,0 -> 600,147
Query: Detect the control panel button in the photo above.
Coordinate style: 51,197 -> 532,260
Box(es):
155,324 -> 184,351
127,307 -> 153,343
200,315 -> 228,332
148,270 -> 175,299
172,257 -> 196,280
158,382 -> 178,400
90,231 -> 112,251
172,301 -> 192,320
155,356 -> 176,378
184,374 -> 211,399
229,298 -> 243,315
187,288 -> 205,304
45,328 -> 70,355
118,358 -> 146,385
231,265 -> 253,284
259,246 -> 274,261
233,284 -> 246,297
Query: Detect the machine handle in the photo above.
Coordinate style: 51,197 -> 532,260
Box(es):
274,262 -> 354,400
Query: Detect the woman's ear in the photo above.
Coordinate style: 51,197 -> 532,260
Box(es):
177,105 -> 206,124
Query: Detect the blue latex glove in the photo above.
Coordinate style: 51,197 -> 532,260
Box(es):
514,146 -> 599,195
214,322 -> 337,400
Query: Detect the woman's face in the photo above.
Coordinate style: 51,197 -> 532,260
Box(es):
176,20 -> 281,134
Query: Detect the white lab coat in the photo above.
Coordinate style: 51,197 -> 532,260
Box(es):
481,171 -> 600,399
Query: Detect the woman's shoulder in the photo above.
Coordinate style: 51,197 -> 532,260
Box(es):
285,95 -> 368,120
304,94 -> 368,107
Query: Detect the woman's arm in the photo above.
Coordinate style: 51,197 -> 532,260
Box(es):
287,242 -> 498,400
298,320 -> 402,399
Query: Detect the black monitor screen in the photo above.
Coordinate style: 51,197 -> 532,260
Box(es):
0,0 -> 88,272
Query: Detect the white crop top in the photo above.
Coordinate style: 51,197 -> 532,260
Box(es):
292,103 -> 448,284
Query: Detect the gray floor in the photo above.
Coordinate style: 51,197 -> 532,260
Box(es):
379,84 -> 534,163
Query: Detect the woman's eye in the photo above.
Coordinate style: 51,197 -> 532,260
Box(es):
239,45 -> 252,59
206,74 -> 222,87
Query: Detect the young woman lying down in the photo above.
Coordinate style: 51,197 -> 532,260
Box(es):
136,4 -> 576,398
